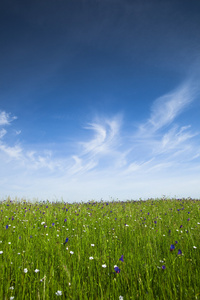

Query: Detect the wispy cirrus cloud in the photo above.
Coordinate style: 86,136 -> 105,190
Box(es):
139,80 -> 198,134
0,128 -> 7,139
69,115 -> 125,174
81,116 -> 122,155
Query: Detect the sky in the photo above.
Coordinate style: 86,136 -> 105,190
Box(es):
1,0 -> 200,202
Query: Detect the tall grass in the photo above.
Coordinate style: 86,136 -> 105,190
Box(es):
0,197 -> 200,299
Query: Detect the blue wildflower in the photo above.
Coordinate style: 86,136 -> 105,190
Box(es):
119,255 -> 124,262
64,238 -> 69,244
114,266 -> 121,273
178,249 -> 182,255
170,244 -> 175,251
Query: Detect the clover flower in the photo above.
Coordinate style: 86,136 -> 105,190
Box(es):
55,291 -> 62,296
35,269 -> 40,273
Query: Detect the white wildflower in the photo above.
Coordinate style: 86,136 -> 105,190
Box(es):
35,269 -> 40,273
55,290 -> 62,296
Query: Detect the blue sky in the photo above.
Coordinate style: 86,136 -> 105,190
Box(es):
1,0 -> 200,202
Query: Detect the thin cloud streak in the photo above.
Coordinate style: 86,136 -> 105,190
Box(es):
139,80 -> 197,134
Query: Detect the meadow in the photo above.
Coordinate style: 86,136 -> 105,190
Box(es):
0,197 -> 200,300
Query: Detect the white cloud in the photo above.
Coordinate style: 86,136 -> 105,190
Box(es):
139,81 -> 197,134
0,143 -> 22,159
81,115 -> 121,156
0,111 -> 17,126
15,130 -> 21,135
0,129 -> 7,139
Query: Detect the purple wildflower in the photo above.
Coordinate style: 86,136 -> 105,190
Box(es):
178,249 -> 182,255
64,238 -> 69,244
187,218 -> 190,221
180,225 -> 183,228
175,241 -> 178,244
170,244 -> 175,251
6,225 -> 8,229
162,265 -> 166,270
119,255 -> 124,262
114,266 -> 121,273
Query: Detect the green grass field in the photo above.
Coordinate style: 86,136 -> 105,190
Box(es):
0,197 -> 200,300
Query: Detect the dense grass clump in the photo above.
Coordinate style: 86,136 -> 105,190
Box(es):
0,197 -> 200,299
